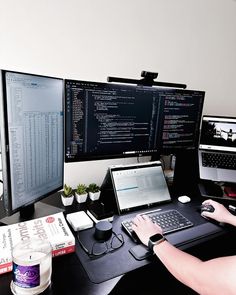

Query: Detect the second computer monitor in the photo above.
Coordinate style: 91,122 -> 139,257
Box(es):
65,79 -> 205,162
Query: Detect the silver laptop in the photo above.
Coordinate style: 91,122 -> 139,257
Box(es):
198,116 -> 236,183
109,161 -> 171,215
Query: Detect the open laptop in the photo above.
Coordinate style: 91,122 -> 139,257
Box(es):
107,161 -> 223,246
109,161 -> 171,215
198,115 -> 236,183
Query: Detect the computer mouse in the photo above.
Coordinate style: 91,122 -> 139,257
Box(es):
200,204 -> 215,213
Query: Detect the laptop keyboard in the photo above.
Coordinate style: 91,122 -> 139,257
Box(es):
202,152 -> 236,170
122,209 -> 194,242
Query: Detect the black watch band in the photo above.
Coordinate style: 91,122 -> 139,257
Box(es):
148,233 -> 166,251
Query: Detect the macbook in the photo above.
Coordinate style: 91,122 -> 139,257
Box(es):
198,115 -> 236,183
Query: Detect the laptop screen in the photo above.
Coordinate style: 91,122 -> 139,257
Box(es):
109,161 -> 171,214
199,116 -> 236,153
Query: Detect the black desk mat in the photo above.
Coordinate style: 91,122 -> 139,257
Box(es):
74,202 -> 224,284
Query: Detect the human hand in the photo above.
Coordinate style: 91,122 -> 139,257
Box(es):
132,214 -> 163,246
201,199 -> 233,223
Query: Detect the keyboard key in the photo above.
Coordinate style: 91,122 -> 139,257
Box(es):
202,152 -> 236,170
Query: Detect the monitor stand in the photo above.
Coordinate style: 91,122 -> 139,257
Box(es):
0,202 -> 64,225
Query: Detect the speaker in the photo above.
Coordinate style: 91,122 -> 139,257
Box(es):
94,221 -> 112,241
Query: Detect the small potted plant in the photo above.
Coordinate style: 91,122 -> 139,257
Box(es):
75,184 -> 88,203
87,183 -> 100,201
61,184 -> 74,206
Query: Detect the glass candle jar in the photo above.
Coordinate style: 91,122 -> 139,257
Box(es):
11,239 -> 52,295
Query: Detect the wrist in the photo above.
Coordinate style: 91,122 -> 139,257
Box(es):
153,238 -> 167,252
226,214 -> 236,226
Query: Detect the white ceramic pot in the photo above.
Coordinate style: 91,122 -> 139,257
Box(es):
88,191 -> 100,201
75,192 -> 88,203
61,194 -> 74,206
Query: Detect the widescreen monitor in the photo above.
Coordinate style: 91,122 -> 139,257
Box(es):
65,79 -> 205,162
0,70 -> 64,218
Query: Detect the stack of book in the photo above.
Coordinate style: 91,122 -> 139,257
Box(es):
0,212 -> 75,275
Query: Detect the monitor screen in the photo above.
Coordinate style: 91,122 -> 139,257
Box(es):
199,116 -> 236,151
65,79 -> 205,162
109,161 -> 171,214
159,88 -> 205,153
0,70 -> 64,217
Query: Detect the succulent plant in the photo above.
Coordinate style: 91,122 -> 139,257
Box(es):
87,183 -> 100,193
76,184 -> 87,195
63,184 -> 73,197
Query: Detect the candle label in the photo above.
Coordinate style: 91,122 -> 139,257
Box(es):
13,262 -> 40,288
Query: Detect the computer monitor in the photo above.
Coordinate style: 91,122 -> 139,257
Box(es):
0,70 -> 64,220
65,79 -> 205,162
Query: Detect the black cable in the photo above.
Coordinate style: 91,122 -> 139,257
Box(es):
159,156 -> 165,170
0,180 -> 3,200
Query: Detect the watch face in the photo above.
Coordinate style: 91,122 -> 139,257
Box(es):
150,233 -> 163,243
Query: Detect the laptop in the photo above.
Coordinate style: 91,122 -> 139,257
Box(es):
108,161 -> 223,246
198,115 -> 236,183
109,161 -> 171,215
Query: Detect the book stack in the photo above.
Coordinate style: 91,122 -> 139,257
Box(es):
0,212 -> 75,275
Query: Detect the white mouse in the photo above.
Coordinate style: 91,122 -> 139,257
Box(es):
178,195 -> 191,203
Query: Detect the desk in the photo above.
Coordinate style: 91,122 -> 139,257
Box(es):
0,189 -> 235,295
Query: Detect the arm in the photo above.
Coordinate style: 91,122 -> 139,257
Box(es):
201,199 -> 236,226
132,215 -> 236,295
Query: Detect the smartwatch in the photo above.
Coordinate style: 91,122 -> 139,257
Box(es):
148,233 -> 166,251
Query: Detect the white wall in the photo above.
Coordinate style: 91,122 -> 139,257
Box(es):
0,0 -> 236,187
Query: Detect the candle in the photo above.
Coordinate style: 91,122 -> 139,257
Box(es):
11,239 -> 52,295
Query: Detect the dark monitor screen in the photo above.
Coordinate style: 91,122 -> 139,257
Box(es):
159,88 -> 205,153
65,80 -> 205,161
0,70 -> 64,217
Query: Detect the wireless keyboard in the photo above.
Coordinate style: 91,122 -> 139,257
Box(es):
122,209 -> 194,242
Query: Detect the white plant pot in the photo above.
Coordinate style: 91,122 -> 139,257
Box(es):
88,191 -> 100,201
61,194 -> 74,206
75,192 -> 88,203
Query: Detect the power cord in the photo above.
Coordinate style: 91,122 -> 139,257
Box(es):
0,180 -> 3,201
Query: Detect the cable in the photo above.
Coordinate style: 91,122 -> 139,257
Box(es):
159,155 -> 165,170
0,180 -> 3,200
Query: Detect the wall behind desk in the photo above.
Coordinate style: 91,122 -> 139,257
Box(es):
0,0 -> 236,187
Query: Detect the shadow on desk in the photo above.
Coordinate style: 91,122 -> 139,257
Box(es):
109,263 -> 197,295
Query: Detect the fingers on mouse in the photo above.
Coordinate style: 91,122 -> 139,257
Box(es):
200,204 -> 215,213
